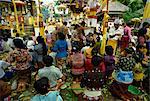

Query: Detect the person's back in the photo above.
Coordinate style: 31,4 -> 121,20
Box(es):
31,77 -> 63,101
71,47 -> 85,75
138,22 -> 149,37
38,56 -> 63,87
55,40 -> 68,58
52,33 -> 68,58
38,65 -> 63,87
104,46 -> 115,77
81,55 -> 104,89
80,55 -> 104,100
7,39 -> 31,70
31,91 -> 62,101
33,36 -> 47,63
34,43 -> 43,55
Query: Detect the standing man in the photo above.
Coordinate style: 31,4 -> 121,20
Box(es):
107,19 -> 124,55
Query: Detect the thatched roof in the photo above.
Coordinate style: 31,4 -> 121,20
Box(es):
103,1 -> 129,12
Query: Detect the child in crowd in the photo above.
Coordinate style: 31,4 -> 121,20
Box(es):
31,77 -> 63,101
33,36 -> 47,69
104,46 -> 115,78
52,33 -> 68,72
38,55 -> 64,89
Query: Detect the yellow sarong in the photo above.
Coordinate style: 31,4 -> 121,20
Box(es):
107,40 -> 118,55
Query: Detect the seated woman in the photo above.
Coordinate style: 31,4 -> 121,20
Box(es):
70,43 -> 85,82
7,39 -> 32,92
81,55 -> 105,101
31,77 -> 63,101
110,47 -> 137,100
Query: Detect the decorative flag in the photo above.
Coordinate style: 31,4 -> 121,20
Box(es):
99,0 -> 107,9
100,12 -> 109,55
143,0 -> 150,19
141,0 -> 150,27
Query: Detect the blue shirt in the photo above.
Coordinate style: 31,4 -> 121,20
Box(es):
31,91 -> 63,101
52,40 -> 68,58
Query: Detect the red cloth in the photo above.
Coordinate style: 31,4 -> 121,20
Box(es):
85,58 -> 106,73
85,58 -> 93,70
87,16 -> 97,19
121,35 -> 129,52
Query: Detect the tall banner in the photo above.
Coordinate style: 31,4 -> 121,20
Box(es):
141,0 -> 150,26
100,12 -> 109,55
100,0 -> 109,55
143,0 -> 150,19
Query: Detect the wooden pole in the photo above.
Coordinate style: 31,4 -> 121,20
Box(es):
107,0 -> 109,12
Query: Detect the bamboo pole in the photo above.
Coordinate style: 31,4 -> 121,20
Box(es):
12,0 -> 20,34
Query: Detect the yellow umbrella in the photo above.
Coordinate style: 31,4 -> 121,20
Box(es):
131,18 -> 141,22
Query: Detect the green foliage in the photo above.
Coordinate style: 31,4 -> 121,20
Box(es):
123,9 -> 143,22
117,0 -> 144,22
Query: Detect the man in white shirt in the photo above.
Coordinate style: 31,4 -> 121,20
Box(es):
107,19 -> 124,55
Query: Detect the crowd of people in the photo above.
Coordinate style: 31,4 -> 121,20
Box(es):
0,19 -> 149,101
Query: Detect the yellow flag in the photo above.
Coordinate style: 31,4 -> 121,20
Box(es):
76,0 -> 79,8
100,12 -> 109,55
143,0 -> 150,19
